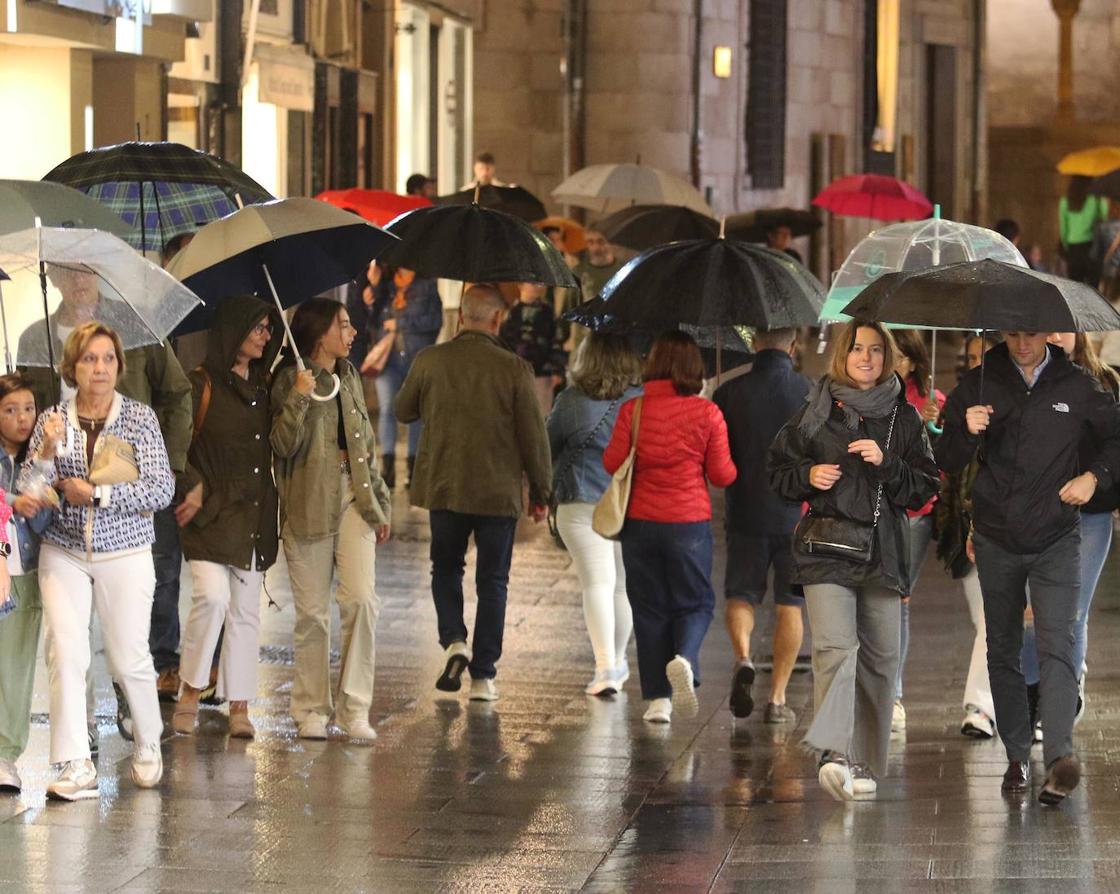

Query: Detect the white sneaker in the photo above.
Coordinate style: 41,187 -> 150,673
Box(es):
1033,721 -> 1044,744
436,641 -> 472,693
818,759 -> 855,802
666,655 -> 699,718
614,660 -> 631,687
131,742 -> 163,789
298,714 -> 329,740
46,759 -> 98,801
850,763 -> 878,796
960,705 -> 995,739
1075,674 -> 1086,725
891,700 -> 907,732
0,758 -> 21,793
643,698 -> 672,723
585,669 -> 618,697
469,678 -> 499,702
336,719 -> 378,742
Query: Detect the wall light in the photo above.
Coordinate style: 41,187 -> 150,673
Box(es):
713,46 -> 732,79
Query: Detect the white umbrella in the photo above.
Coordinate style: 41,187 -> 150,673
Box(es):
551,163 -> 714,216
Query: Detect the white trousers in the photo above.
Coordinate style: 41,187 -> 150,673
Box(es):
40,544 -> 162,763
179,561 -> 263,702
556,501 -> 632,673
961,567 -> 996,719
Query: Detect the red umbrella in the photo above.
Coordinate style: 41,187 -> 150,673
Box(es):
315,188 -> 430,226
811,174 -> 932,221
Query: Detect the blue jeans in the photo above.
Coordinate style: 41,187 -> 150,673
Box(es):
374,352 -> 422,457
896,514 -> 934,701
620,519 -> 715,700
429,510 -> 517,680
1021,511 -> 1112,686
149,505 -> 181,672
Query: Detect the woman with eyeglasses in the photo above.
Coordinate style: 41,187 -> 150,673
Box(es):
173,297 -> 282,738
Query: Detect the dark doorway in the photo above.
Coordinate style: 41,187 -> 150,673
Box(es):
924,44 -> 957,217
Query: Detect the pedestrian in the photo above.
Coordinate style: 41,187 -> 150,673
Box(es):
711,327 -> 809,723
767,319 -> 938,801
362,267 -> 442,490
936,330 -> 1120,805
26,322 -> 174,800
547,333 -> 642,696
605,331 -> 736,724
172,296 -> 282,739
347,259 -> 386,421
461,151 -> 508,190
395,284 -> 551,702
271,298 -> 392,742
766,224 -> 802,264
565,228 -> 623,353
405,173 -> 437,200
1059,176 -> 1108,285
500,281 -> 565,417
889,329 -> 945,733
0,373 -> 48,795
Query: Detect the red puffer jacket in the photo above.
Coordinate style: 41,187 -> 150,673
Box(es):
603,379 -> 737,523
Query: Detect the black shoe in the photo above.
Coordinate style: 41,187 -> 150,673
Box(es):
1039,755 -> 1081,806
113,682 -> 134,742
381,454 -> 396,490
729,662 -> 755,719
1001,760 -> 1031,793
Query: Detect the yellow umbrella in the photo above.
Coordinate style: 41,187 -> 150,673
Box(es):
1057,146 -> 1120,176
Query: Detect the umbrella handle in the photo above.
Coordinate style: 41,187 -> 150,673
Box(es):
261,264 -> 340,402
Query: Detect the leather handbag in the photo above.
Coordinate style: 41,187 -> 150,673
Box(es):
798,404 -> 898,565
89,433 -> 139,486
592,398 -> 642,540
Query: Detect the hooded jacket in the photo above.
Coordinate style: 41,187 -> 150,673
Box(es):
936,342 -> 1120,554
179,295 -> 280,572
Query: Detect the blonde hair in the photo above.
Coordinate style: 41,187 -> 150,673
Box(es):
1072,332 -> 1120,394
61,322 -> 125,388
827,319 -> 898,388
569,332 -> 643,401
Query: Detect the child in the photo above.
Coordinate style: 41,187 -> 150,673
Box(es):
500,281 -> 565,417
0,373 -> 48,794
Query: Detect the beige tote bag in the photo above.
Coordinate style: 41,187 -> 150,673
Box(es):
591,398 -> 643,540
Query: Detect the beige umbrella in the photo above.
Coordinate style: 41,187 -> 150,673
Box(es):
551,163 -> 714,216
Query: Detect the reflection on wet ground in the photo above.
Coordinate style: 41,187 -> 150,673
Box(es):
3,490 -> 1120,892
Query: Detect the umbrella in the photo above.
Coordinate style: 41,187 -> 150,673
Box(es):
381,204 -> 578,287
812,174 -> 932,221
1057,146 -> 1120,177
0,180 -> 130,238
535,217 -> 586,253
435,185 -> 548,222
43,141 -> 274,254
724,207 -> 821,242
315,189 -> 431,226
551,163 -> 713,216
594,204 -> 718,250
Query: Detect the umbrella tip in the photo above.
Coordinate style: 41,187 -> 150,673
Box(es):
473,184 -> 481,204
719,216 -> 726,239
934,203 -> 941,220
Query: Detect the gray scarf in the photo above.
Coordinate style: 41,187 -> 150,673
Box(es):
799,374 -> 901,439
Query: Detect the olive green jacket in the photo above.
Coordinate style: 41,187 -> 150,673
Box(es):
394,329 -> 551,518
271,359 -> 391,540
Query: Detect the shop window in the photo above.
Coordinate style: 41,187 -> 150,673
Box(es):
745,0 -> 787,190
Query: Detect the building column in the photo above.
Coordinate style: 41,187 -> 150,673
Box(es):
1052,0 -> 1080,123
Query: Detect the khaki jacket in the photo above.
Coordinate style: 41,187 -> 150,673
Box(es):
271,359 -> 391,540
394,330 -> 551,517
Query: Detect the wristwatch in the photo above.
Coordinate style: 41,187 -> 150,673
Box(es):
92,485 -> 103,508
0,540 -> 11,558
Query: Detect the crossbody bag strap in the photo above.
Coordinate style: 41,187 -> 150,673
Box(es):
870,404 -> 900,528
630,397 -> 643,450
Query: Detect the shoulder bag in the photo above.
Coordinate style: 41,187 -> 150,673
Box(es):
548,396 -> 621,550
591,398 -> 643,541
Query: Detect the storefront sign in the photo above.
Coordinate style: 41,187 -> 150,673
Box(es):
257,50 -> 314,111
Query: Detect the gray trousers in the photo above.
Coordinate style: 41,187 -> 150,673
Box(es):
803,582 -> 901,779
973,527 -> 1080,766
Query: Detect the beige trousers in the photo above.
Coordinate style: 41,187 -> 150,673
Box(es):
283,474 -> 380,727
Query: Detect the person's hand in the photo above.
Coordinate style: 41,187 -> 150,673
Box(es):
362,285 -> 375,307
809,464 -> 842,490
848,439 -> 884,466
528,502 -> 548,523
0,562 -> 10,607
40,411 -> 66,454
294,368 -> 316,396
921,399 -> 940,424
966,404 -> 994,436
12,494 -> 46,518
375,523 -> 391,545
175,483 -> 204,527
59,478 -> 94,506
965,532 -> 975,564
382,319 -> 397,334
1059,471 -> 1098,505
551,374 -> 564,389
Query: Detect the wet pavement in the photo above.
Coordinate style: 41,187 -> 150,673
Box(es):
4,479 -> 1120,893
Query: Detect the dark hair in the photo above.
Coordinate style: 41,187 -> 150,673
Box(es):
0,372 -> 35,406
475,151 -> 496,165
892,329 -> 932,397
752,327 -> 796,350
993,218 -> 1020,242
290,298 -> 344,360
405,173 -> 432,195
644,331 -> 704,396
162,232 -> 195,266
1068,175 -> 1091,213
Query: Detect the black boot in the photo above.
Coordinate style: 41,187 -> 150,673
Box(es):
407,455 -> 416,488
381,454 -> 396,490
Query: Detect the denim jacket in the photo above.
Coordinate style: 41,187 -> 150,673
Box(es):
0,451 -> 51,571
548,384 -> 642,505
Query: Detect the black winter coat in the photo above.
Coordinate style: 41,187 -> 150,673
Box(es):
936,342 -> 1120,554
767,381 -> 939,594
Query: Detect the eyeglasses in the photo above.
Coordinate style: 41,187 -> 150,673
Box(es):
252,323 -> 274,336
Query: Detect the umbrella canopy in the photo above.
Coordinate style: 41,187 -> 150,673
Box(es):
0,180 -> 130,238
583,239 -> 824,329
820,217 -> 1027,322
315,189 -> 430,226
840,259 -> 1120,332
812,174 -> 932,221
43,141 -> 274,254
551,163 -> 714,216
535,217 -> 586,253
0,226 -> 202,366
435,185 -> 548,222
1057,146 -> 1120,177
381,204 -> 578,287
724,207 -> 821,242
594,204 -> 718,250
166,198 -> 396,333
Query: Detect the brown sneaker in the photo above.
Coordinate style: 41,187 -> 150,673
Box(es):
156,668 -> 181,703
228,706 -> 255,739
171,699 -> 198,735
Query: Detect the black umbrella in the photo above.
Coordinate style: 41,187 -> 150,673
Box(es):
434,185 -> 548,222
1089,169 -> 1120,201
594,204 -> 718,250
381,204 -> 578,287
725,207 -> 821,242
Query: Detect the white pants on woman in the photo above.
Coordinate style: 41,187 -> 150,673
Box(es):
961,567 -> 995,719
179,561 -> 263,702
555,501 -> 632,674
40,544 -> 162,763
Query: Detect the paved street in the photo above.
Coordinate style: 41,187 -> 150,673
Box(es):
4,484 -> 1120,893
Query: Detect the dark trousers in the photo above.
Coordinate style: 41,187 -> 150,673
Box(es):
149,506 -> 181,672
620,519 -> 715,700
973,527 -> 1080,766
429,510 -> 517,680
